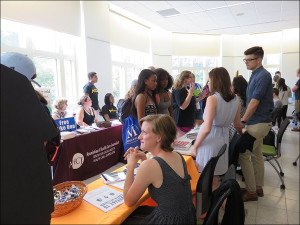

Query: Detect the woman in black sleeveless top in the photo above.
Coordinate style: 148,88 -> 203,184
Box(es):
76,95 -> 99,126
123,115 -> 196,224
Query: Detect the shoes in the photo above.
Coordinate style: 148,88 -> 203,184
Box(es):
241,187 -> 264,197
291,127 -> 300,132
256,188 -> 264,197
242,190 -> 258,202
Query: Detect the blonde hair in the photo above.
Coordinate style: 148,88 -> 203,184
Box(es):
297,68 -> 300,74
172,70 -> 192,90
140,114 -> 177,152
125,86 -> 135,99
53,98 -> 68,110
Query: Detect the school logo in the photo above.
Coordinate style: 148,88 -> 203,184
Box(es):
69,153 -> 84,169
127,124 -> 140,144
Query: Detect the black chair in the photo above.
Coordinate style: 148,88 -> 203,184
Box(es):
196,144 -> 227,219
262,118 -> 290,189
293,155 -> 300,166
220,164 -> 236,183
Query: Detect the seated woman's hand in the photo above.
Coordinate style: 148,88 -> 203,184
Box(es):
124,147 -> 147,166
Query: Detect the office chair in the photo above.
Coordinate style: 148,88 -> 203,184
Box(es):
196,144 -> 227,220
203,165 -> 244,225
262,118 -> 290,189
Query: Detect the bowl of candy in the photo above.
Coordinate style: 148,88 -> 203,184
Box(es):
51,181 -> 87,217
96,121 -> 111,128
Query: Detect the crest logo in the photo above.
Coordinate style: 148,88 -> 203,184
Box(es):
69,153 -> 84,169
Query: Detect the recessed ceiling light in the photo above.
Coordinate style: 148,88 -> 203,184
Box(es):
156,8 -> 180,17
236,13 -> 244,16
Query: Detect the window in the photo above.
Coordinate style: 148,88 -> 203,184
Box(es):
263,54 -> 280,77
172,56 -> 220,87
111,45 -> 150,100
1,19 -> 82,110
33,57 -> 59,103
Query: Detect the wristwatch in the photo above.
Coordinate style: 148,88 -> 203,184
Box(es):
241,120 -> 246,124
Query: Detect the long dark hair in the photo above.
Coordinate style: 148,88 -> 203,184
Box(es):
104,93 -> 113,106
277,78 -> 287,91
209,67 -> 235,102
132,69 -> 157,117
232,76 -> 248,107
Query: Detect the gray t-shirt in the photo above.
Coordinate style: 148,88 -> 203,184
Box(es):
273,98 -> 283,109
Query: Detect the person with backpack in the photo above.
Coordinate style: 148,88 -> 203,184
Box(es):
132,69 -> 158,124
154,68 -> 174,118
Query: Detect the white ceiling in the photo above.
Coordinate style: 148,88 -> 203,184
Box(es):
109,1 -> 299,35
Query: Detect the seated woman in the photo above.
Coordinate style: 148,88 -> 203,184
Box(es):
76,95 -> 99,126
52,98 -> 68,120
102,93 -> 117,121
123,114 -> 196,225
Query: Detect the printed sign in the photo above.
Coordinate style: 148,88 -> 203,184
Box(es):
55,117 -> 77,132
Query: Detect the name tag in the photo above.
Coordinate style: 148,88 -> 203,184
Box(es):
55,117 -> 77,132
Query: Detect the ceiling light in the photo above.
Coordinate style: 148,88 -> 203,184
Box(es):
236,13 -> 244,16
156,8 -> 180,17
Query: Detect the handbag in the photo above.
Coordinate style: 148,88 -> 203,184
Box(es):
122,115 -> 141,153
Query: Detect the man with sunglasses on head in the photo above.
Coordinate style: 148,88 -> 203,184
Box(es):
239,46 -> 273,202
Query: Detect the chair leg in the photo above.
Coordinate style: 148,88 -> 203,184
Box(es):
274,159 -> 284,176
268,160 -> 285,189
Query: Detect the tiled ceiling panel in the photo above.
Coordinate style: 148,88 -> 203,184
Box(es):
109,1 -> 299,35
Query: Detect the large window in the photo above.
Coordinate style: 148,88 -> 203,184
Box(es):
172,56 -> 220,87
263,54 -> 280,77
111,45 -> 150,100
1,18 -> 81,108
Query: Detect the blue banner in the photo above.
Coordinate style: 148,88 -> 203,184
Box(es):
55,117 -> 77,132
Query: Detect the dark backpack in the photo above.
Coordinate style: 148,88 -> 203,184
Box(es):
263,129 -> 276,147
117,98 -> 133,124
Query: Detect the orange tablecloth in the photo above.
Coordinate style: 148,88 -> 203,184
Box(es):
51,155 -> 199,224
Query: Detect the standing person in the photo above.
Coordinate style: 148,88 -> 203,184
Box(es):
239,46 -> 273,202
201,81 -> 210,112
77,96 -> 100,126
125,79 -> 138,100
273,71 -> 281,88
123,114 -> 196,224
1,52 -> 57,224
83,72 -> 101,118
133,69 -> 158,123
277,78 -> 292,122
102,93 -> 117,121
154,68 -> 174,118
291,68 -> 300,131
229,76 -> 248,142
273,88 -> 283,129
172,71 -> 196,138
189,67 -> 242,191
190,73 -> 204,128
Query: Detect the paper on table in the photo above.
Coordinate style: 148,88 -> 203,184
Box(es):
83,186 -> 124,212
108,181 -> 125,190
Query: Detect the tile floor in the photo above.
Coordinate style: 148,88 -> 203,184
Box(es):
83,123 -> 299,224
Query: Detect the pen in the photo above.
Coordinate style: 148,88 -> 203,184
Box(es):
138,148 -> 148,154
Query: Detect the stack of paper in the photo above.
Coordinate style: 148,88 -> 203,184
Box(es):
186,128 -> 199,140
173,140 -> 193,151
83,186 -> 124,212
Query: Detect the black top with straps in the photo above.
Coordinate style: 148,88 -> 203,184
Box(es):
82,106 -> 95,125
143,153 -> 196,224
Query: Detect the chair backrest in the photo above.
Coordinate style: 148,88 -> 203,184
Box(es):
196,144 -> 227,218
277,118 -> 290,144
203,189 -> 231,225
221,164 -> 236,184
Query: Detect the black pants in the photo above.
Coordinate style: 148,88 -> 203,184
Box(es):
281,105 -> 288,120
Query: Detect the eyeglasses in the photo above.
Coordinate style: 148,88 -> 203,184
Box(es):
243,57 -> 258,63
